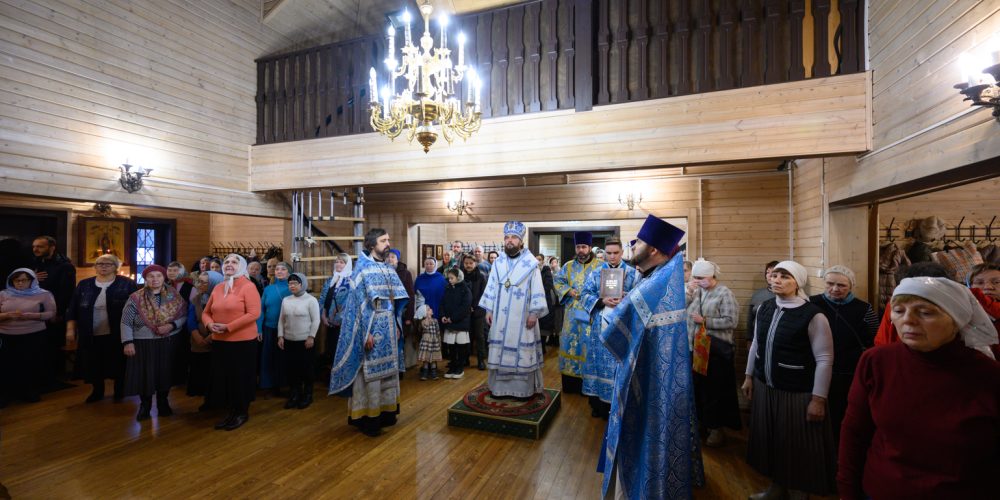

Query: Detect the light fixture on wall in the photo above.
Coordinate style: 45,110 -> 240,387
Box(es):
618,191 -> 643,210
119,161 -> 151,193
446,190 -> 472,215
955,42 -> 1000,121
369,0 -> 481,153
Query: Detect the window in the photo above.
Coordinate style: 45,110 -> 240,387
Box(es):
131,219 -> 176,283
135,228 -> 156,284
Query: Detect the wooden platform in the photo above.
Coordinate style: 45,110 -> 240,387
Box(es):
0,348 -> 800,499
448,387 -> 561,440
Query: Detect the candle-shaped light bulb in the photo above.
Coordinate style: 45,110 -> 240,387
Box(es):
439,14 -> 448,49
381,85 -> 390,118
387,25 -> 395,58
457,32 -> 466,67
369,67 -> 378,103
467,68 -> 478,103
403,9 -> 412,45
474,77 -> 482,110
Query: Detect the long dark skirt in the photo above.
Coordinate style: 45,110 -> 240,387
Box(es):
124,336 -> 178,397
171,327 -> 190,386
79,334 -> 125,385
747,378 -> 836,495
0,330 -> 46,401
186,351 -> 212,397
210,340 -> 257,414
258,326 -> 284,389
693,339 -> 743,430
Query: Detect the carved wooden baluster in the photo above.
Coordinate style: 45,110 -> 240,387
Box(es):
308,50 -> 319,137
717,0 -> 737,90
611,0 -> 629,102
788,0 -> 805,80
335,44 -> 348,136
510,6 -> 526,114
276,58 -> 287,142
477,13 -> 494,117
763,0 -> 787,84
525,2 -> 542,112
740,0 -> 763,87
256,60 -> 266,144
811,0 -> 831,78
651,0 -> 670,98
542,0 -> 559,111
675,0 -> 692,95
633,0 -> 650,101
838,0 -> 860,74
493,9 -> 510,116
561,0 -> 576,108
297,53 -> 306,140
317,48 -> 328,137
694,0 -> 714,93
596,0 -> 611,104
573,0 -> 593,112
352,40 -> 367,134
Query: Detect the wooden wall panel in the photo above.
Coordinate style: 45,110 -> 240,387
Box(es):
792,158 -> 826,295
209,214 -> 286,245
251,72 -> 871,190
878,177 -> 1000,243
0,0 -> 289,216
828,1 -> 1000,203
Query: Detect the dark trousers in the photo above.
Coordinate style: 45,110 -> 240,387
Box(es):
283,340 -> 315,396
186,351 -> 212,397
0,330 -> 46,402
45,321 -> 67,380
443,342 -> 468,373
80,334 -> 125,397
171,327 -> 191,386
693,339 -> 742,430
210,340 -> 257,415
470,315 -> 486,362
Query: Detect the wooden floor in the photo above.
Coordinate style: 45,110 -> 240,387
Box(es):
0,349 -> 774,499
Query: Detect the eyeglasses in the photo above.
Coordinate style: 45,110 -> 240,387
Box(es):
972,278 -> 1000,287
95,262 -> 116,267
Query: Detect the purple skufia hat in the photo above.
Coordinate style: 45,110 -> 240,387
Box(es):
574,231 -> 593,246
636,215 -> 685,254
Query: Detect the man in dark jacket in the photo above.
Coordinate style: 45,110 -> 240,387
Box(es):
32,235 -> 77,381
462,254 -> 487,370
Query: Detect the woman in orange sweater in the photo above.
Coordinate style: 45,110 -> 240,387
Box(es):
203,254 -> 261,431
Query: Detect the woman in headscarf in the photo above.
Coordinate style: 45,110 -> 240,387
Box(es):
66,254 -> 139,403
187,270 -> 223,400
0,269 -> 57,406
166,261 -> 194,387
120,265 -> 187,421
741,260 -> 836,500
319,253 -> 353,360
838,277 -> 999,499
686,258 -> 742,447
808,265 -> 878,443
277,273 -> 320,409
257,261 -> 292,394
203,254 -> 261,431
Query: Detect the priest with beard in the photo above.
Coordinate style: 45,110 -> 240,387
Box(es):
480,221 -> 548,399
554,231 -> 603,394
598,215 -> 704,499
328,228 -> 409,437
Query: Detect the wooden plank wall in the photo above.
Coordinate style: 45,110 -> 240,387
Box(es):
209,214 -> 286,246
878,177 -> 1000,245
792,158 -> 825,295
828,0 -> 1000,203
0,193 -> 209,282
0,0 -> 290,216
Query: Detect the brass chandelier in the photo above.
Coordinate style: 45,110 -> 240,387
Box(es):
368,1 -> 482,153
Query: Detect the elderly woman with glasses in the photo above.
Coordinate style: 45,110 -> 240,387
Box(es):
66,254 -> 139,403
838,277 -> 999,499
0,269 -> 57,406
808,265 -> 878,443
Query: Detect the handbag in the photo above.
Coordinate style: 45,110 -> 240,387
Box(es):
691,291 -> 710,375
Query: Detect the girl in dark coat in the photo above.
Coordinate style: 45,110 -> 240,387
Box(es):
440,268 -> 471,379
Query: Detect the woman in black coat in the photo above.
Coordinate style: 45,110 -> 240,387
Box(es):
65,254 -> 139,402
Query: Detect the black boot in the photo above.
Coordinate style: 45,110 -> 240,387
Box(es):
136,396 -> 152,421
452,344 -> 467,379
215,411 -> 236,430
297,386 -> 313,409
284,388 -> 300,409
86,382 -> 105,403
224,413 -> 249,431
112,379 -> 125,402
156,392 -> 173,417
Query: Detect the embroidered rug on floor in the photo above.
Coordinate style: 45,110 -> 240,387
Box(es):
447,385 -> 561,439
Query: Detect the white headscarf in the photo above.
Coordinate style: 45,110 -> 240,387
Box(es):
773,260 -> 809,299
824,265 -> 856,287
330,253 -> 353,289
222,253 -> 248,297
892,277 -> 998,359
691,258 -> 720,278
422,257 -> 438,275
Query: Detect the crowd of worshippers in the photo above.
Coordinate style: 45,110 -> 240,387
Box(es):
2,224 -> 998,499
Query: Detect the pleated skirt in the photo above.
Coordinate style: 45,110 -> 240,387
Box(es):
746,378 -> 837,495
124,335 -> 177,397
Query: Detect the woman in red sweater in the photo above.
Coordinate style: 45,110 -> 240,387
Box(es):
203,254 -> 261,431
838,277 -> 999,499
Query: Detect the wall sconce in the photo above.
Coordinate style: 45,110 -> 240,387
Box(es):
119,162 -> 151,193
955,44 -> 1000,121
618,192 -> 643,210
446,190 -> 473,215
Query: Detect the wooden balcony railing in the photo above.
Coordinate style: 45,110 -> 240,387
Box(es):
255,0 -> 865,145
